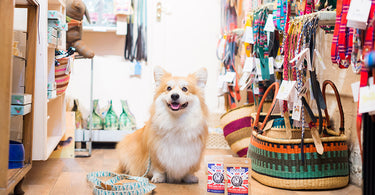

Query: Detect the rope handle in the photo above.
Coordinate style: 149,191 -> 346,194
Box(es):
322,80 -> 345,134
252,82 -> 280,132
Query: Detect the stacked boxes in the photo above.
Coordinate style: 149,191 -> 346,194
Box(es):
47,10 -> 67,45
11,94 -> 32,115
47,82 -> 57,99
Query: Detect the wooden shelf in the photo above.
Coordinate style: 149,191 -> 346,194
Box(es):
46,135 -> 64,158
48,0 -> 65,7
13,55 -> 26,61
15,0 -> 39,6
83,26 -> 117,32
6,164 -> 32,194
75,129 -> 133,142
48,43 -> 65,50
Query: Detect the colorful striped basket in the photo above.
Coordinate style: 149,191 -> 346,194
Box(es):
55,56 -> 73,95
248,80 -> 349,190
220,104 -> 255,157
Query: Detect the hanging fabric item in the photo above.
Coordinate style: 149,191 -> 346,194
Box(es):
124,15 -> 134,61
356,0 -> 375,160
254,8 -> 270,80
331,0 -> 354,68
133,0 -> 147,62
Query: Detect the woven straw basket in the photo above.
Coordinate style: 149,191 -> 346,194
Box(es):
248,81 -> 349,190
55,56 -> 73,95
220,104 -> 255,157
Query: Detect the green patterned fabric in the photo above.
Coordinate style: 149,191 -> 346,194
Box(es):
87,171 -> 156,195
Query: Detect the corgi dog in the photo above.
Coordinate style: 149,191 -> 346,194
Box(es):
116,66 -> 209,183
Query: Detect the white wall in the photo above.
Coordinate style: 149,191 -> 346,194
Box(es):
66,0 -> 224,128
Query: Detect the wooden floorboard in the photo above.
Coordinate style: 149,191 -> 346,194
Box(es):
22,148 -> 362,195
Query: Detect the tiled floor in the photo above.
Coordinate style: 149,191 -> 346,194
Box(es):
21,148 -> 362,195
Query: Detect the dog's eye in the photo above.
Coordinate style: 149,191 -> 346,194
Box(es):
167,86 -> 172,91
182,87 -> 188,92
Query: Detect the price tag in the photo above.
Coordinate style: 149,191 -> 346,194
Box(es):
253,82 -> 259,95
239,72 -> 251,87
274,55 -> 284,69
243,26 -> 254,44
264,14 -> 275,32
224,72 -> 236,83
217,75 -> 225,88
351,81 -> 360,102
346,0 -> 372,29
243,57 -> 255,72
359,85 -> 375,113
314,49 -> 326,70
292,99 -> 302,121
255,58 -> 262,75
276,80 -> 297,101
269,57 -> 275,74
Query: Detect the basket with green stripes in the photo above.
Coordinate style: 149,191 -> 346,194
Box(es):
247,80 -> 349,190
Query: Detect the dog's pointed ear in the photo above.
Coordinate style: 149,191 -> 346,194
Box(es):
154,66 -> 166,87
194,68 -> 208,89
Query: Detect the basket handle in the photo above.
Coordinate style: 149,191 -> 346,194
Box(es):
252,82 -> 279,133
322,80 -> 345,134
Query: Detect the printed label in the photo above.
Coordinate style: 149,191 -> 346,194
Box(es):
359,85 -> 375,113
243,27 -> 254,44
226,166 -> 249,195
276,80 -> 297,101
269,57 -> 275,74
243,57 -> 255,72
207,163 -> 225,193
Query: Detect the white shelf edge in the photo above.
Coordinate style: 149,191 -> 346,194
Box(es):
75,129 -> 133,142
45,135 -> 64,160
83,26 -> 117,32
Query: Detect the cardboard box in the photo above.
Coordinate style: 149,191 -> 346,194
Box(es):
48,27 -> 59,44
48,19 -> 68,31
12,57 -> 25,94
10,115 -> 23,142
48,10 -> 63,21
11,104 -> 31,115
47,82 -> 57,90
48,90 -> 57,99
11,93 -> 32,105
13,31 -> 27,58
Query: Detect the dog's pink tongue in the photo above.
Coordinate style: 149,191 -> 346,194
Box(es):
171,103 -> 180,109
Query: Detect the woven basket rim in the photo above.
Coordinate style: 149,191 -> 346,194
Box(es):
252,130 -> 347,144
220,103 -> 255,119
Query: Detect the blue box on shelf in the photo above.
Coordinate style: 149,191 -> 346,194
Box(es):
8,140 -> 25,169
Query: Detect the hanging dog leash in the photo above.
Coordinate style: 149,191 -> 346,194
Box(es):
87,157 -> 155,195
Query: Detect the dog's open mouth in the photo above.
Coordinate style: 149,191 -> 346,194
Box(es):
168,102 -> 188,111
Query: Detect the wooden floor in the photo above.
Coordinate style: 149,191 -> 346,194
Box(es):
21,148 -> 362,195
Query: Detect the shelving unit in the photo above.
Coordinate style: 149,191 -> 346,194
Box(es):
0,0 -> 38,194
32,0 -> 67,161
83,26 -> 117,32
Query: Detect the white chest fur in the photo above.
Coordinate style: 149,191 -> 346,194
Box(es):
151,96 -> 206,179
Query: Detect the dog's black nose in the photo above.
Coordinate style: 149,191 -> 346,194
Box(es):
171,93 -> 180,101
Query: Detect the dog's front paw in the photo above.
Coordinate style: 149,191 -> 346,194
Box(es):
151,172 -> 166,183
182,174 -> 199,184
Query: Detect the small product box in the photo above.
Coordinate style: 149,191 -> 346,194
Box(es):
47,82 -> 57,91
48,20 -> 68,31
11,104 -> 31,115
48,90 -> 57,99
206,155 -> 232,194
48,10 -> 63,20
48,27 -> 58,44
224,157 -> 251,195
11,93 -> 32,105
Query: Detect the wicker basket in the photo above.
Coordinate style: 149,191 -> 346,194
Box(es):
220,104 -> 255,157
248,80 -> 349,190
55,56 -> 73,95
